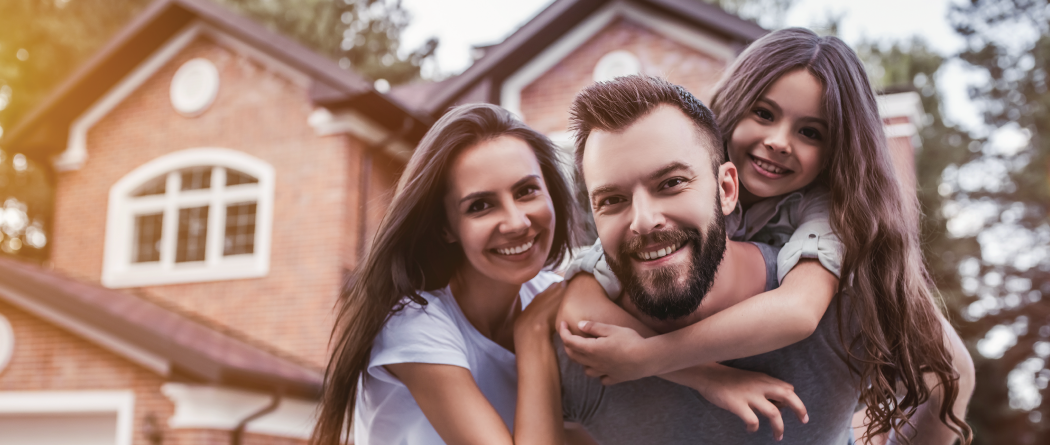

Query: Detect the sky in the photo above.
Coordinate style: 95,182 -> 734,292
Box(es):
398,0 -> 985,132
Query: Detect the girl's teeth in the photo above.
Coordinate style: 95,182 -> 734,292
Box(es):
755,158 -> 785,174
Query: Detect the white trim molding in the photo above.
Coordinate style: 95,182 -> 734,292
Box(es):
56,21 -> 312,171
501,0 -> 736,118
307,107 -> 414,161
161,383 -> 317,439
878,91 -> 925,137
102,148 -> 275,288
0,390 -> 136,445
0,312 -> 12,374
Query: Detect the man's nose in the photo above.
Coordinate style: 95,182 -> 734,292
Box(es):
500,202 -> 531,235
629,193 -> 665,235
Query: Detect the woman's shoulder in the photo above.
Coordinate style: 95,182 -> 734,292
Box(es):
522,271 -> 563,295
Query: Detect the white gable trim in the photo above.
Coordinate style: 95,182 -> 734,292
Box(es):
0,281 -> 171,375
161,383 -> 317,439
56,21 -> 312,171
500,0 -> 737,117
307,107 -> 415,161
0,390 -> 136,445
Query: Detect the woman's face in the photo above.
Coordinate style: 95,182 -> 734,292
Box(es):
728,68 -> 828,199
443,135 -> 556,286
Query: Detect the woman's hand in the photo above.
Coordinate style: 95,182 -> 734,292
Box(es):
515,282 -> 567,344
662,364 -> 809,442
559,320 -> 654,385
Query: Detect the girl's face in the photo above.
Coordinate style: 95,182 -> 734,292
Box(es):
728,69 -> 828,199
443,135 -> 556,286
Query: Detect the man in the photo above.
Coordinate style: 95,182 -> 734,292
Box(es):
552,76 -> 973,444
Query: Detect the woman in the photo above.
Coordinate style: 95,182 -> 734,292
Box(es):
311,103 -> 577,444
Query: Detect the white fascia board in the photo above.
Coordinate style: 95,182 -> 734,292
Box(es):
161,383 -> 318,439
307,107 -> 414,161
59,21 -> 312,171
877,91 -> 925,127
0,282 -> 171,376
0,390 -> 136,445
501,0 -> 736,118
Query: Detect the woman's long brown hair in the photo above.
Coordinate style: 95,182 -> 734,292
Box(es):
710,28 -> 972,444
311,103 -> 576,444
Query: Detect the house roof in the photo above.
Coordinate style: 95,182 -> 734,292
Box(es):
2,0 -> 431,157
414,0 -> 767,117
0,256 -> 323,399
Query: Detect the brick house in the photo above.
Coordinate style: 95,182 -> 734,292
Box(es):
0,0 -> 924,443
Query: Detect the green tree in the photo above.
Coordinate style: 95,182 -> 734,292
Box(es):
0,0 -> 436,262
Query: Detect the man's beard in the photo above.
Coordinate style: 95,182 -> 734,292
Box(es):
606,204 -> 727,321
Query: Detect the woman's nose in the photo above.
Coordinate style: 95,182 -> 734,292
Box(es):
500,203 -> 532,234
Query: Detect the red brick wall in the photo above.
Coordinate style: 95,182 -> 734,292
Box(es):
519,18 -> 729,135
47,35 -> 367,369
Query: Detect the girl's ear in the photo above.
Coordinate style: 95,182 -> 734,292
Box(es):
717,162 -> 740,216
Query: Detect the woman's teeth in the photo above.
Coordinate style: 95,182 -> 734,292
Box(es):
496,240 -> 534,255
753,157 -> 787,174
640,242 -> 681,261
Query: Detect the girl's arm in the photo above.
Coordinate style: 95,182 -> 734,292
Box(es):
562,259 -> 837,382
557,275 -> 808,441
384,284 -> 569,445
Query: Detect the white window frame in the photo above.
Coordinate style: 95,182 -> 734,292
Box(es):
0,390 -> 135,445
102,148 -> 275,288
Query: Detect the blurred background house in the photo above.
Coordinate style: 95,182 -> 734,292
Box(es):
0,0 -> 1045,444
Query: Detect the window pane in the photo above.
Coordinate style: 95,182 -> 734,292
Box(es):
176,206 -> 209,262
180,167 -> 212,191
224,203 -> 256,256
226,169 -> 258,186
132,175 -> 166,197
133,213 -> 163,263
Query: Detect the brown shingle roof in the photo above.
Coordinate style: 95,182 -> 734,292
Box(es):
0,256 -> 322,399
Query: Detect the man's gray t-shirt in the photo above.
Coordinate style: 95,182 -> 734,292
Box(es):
559,243 -> 861,444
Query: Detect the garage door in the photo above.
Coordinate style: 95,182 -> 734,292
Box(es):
0,412 -> 118,445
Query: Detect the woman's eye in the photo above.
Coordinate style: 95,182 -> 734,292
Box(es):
466,201 -> 491,213
515,185 -> 540,199
800,127 -> 823,141
754,108 -> 773,121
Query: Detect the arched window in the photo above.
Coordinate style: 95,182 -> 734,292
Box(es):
102,148 -> 274,288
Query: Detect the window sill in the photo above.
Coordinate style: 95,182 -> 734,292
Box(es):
102,257 -> 268,288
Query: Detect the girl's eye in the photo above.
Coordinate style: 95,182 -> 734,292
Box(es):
661,177 -> 686,190
754,108 -> 773,121
800,127 -> 823,141
515,185 -> 540,199
466,200 -> 491,213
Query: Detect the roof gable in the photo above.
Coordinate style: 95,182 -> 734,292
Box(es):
3,0 -> 427,158
413,0 -> 766,116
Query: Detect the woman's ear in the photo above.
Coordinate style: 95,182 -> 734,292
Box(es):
717,162 -> 739,216
441,227 -> 458,244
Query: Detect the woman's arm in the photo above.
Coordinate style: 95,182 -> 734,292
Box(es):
562,260 -> 837,382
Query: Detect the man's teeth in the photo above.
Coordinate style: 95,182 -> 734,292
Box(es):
496,240 -> 534,255
754,157 -> 786,174
641,243 -> 681,261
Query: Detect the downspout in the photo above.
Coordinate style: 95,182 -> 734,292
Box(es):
231,391 -> 282,445
357,117 -> 414,260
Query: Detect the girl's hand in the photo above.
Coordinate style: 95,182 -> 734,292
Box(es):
515,282 -> 567,341
663,364 -> 809,442
559,320 -> 653,384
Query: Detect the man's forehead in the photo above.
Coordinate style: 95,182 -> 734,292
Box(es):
582,106 -> 713,188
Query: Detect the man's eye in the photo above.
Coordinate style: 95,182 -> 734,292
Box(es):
754,108 -> 773,121
596,196 -> 624,209
800,127 -> 823,141
661,178 -> 686,190
467,201 -> 491,213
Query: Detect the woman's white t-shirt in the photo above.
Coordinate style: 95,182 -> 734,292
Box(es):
353,272 -> 562,445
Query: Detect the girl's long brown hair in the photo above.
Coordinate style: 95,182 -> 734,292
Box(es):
311,103 -> 576,445
710,28 -> 971,444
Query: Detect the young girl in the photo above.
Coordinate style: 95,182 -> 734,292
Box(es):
558,28 -> 972,444
311,104 -> 581,444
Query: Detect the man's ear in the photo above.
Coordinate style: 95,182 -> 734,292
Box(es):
717,162 -> 739,216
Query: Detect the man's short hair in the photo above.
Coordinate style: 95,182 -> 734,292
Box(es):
568,76 -> 724,185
